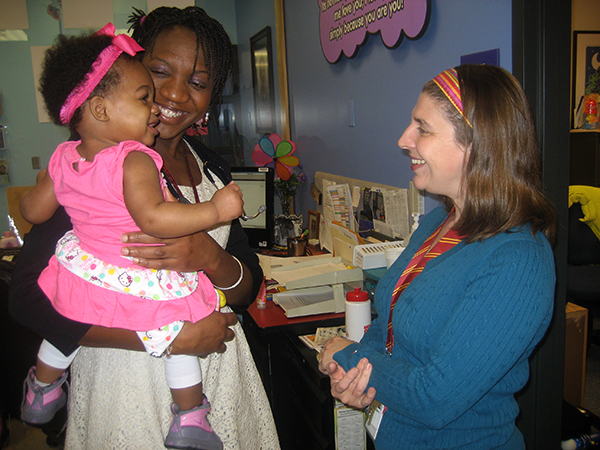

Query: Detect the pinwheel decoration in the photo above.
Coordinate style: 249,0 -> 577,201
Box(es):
252,133 -> 299,180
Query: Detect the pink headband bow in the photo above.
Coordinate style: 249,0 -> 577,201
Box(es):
59,23 -> 144,124
433,68 -> 472,127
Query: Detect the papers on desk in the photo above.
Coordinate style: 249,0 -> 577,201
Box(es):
299,326 -> 346,352
259,254 -> 363,318
261,255 -> 363,290
273,285 -> 342,318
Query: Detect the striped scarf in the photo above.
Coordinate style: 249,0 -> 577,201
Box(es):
386,213 -> 462,354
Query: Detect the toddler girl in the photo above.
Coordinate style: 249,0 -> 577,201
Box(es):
19,23 -> 242,450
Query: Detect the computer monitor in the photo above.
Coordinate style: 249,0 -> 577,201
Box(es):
230,166 -> 274,249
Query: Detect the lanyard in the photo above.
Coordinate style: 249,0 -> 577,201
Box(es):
385,212 -> 462,355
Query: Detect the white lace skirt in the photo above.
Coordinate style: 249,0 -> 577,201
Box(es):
65,310 -> 280,450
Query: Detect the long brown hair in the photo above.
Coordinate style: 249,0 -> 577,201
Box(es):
423,64 -> 556,244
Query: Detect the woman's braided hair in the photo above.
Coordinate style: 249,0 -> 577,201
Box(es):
128,6 -> 233,108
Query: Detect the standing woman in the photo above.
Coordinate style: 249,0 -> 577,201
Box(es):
319,65 -> 556,450
9,6 -> 279,450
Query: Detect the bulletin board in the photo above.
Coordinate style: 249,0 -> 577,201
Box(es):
315,171 -> 404,197
314,171 -> 410,251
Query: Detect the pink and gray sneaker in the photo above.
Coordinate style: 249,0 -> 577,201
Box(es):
164,396 -> 223,450
20,367 -> 68,425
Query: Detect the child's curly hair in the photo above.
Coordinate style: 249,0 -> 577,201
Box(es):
128,6 -> 233,110
39,32 -> 134,133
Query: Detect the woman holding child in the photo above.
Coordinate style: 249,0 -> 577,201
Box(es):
9,6 -> 279,450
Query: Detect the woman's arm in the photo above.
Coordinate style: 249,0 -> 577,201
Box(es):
331,239 -> 555,429
121,218 -> 262,309
123,151 -> 243,237
9,207 -> 91,355
9,208 -> 243,356
319,340 -> 377,409
19,169 -> 60,225
328,359 -> 376,409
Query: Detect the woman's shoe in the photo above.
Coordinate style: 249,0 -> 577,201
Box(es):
20,367 -> 67,425
164,397 -> 223,450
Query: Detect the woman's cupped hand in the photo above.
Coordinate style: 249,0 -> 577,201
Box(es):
319,337 -> 377,409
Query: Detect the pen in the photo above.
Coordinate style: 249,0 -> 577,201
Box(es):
301,229 -> 309,238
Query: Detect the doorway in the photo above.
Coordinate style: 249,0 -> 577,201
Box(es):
512,1 -> 570,448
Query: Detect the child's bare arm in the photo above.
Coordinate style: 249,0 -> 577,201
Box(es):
210,182 -> 246,222
20,169 -> 61,224
123,151 -> 244,238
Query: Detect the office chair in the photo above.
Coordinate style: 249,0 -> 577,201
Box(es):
567,197 -> 600,346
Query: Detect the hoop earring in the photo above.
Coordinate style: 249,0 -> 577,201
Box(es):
186,112 -> 210,137
200,111 -> 209,128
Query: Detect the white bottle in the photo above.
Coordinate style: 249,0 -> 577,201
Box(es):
345,287 -> 371,342
0,231 -> 19,248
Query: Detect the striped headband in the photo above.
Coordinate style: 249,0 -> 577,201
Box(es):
59,23 -> 144,124
432,68 -> 472,127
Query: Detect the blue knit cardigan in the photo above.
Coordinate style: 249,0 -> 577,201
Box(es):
334,206 -> 555,450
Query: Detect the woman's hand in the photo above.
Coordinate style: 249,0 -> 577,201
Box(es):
172,311 -> 238,357
326,357 -> 376,409
121,230 -> 214,272
120,230 -> 253,307
319,337 -> 376,409
81,307 -> 238,357
319,336 -> 355,369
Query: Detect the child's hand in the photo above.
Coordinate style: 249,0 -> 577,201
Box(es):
211,181 -> 244,223
36,168 -> 49,184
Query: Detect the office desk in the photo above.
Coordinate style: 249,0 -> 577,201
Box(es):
242,300 -> 345,450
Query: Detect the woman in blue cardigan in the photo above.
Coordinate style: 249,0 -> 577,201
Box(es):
319,65 -> 556,450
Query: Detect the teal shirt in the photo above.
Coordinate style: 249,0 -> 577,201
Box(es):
335,207 -> 555,450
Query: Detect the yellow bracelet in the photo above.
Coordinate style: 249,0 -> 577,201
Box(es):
216,289 -> 227,309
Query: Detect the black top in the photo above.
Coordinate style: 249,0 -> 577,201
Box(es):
8,136 -> 263,355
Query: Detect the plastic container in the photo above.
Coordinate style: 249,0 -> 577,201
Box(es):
287,236 -> 307,256
385,247 -> 404,269
584,98 -> 598,130
0,231 -> 19,248
345,287 -> 371,342
256,277 -> 267,309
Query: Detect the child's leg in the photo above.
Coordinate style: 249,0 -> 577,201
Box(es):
164,354 -> 204,410
22,340 -> 79,425
171,384 -> 204,412
163,355 -> 223,450
36,340 -> 79,383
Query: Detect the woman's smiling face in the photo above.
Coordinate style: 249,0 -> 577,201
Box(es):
398,92 -> 469,207
142,26 -> 214,142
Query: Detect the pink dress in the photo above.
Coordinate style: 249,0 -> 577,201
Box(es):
38,140 -> 217,331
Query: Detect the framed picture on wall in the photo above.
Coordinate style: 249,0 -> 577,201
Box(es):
0,127 -> 6,150
250,26 -> 276,134
572,31 -> 600,128
307,209 -> 320,240
0,158 -> 9,185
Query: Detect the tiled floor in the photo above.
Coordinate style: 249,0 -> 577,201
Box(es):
585,342 -> 600,415
2,341 -> 599,450
2,420 -> 58,450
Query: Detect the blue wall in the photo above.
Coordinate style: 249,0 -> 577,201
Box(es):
0,0 -> 276,229
0,0 -> 512,233
0,0 -> 238,231
235,0 -> 279,151
0,1 -> 70,230
284,0 -> 512,217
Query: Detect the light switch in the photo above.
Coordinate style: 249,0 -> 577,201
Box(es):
348,100 -> 355,127
32,156 -> 41,169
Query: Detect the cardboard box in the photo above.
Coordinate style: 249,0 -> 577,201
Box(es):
564,302 -> 588,408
